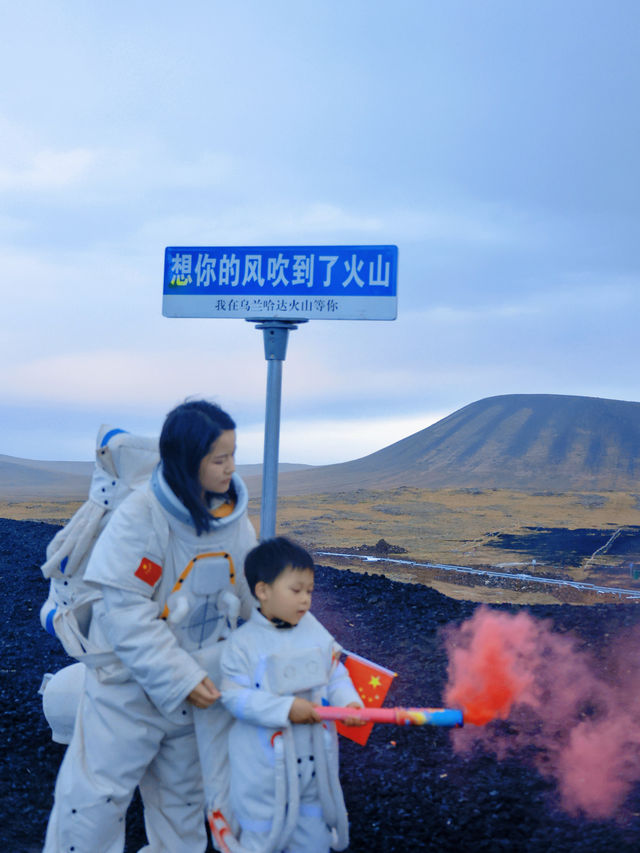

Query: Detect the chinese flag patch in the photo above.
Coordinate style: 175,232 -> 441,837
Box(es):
134,557 -> 162,586
337,652 -> 396,746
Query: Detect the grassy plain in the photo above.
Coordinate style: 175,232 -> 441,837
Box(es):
5,487 -> 640,605
268,487 -> 636,558
0,500 -> 83,524
261,487 -> 640,604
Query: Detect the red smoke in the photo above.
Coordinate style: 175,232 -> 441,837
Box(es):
444,608 -> 541,725
443,606 -> 640,820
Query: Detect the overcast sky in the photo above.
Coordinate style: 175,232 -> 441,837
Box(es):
2,1 -> 639,465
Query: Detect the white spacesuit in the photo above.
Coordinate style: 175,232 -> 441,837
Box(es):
43,465 -> 256,853
220,608 -> 361,853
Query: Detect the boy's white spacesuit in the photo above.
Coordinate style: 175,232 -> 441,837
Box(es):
43,465 -> 256,853
220,608 -> 361,853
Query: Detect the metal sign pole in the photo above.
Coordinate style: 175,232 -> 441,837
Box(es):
253,319 -> 307,540
163,245 -> 397,538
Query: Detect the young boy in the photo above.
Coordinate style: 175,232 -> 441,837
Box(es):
220,537 -> 363,853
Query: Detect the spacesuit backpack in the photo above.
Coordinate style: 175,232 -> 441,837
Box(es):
39,425 -> 160,663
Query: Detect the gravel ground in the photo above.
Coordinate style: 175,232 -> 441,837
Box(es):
2,517 -> 640,852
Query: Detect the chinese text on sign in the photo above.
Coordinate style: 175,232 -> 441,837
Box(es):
163,245 -> 398,321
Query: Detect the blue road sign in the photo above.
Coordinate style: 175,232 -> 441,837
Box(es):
163,244 -> 398,320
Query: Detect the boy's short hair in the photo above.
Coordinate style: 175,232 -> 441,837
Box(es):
244,537 -> 314,596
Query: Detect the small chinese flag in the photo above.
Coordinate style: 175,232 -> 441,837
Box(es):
337,652 -> 397,746
134,557 -> 162,587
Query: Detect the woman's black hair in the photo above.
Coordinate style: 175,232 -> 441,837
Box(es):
159,400 -> 236,535
244,536 -> 315,596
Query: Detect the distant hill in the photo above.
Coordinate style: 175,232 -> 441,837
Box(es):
268,394 -> 640,495
0,452 -> 310,501
2,395 -> 639,500
0,455 -> 94,499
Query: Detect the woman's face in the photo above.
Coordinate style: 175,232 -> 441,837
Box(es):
198,430 -> 236,495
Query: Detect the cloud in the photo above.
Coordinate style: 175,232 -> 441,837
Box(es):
389,204 -> 539,248
1,3 -> 639,467
134,202 -> 386,250
0,398 -> 450,466
0,147 -> 98,191
241,411 -> 450,465
0,117 -> 239,203
77,145 -> 241,196
0,348 -> 266,408
0,246 -> 160,356
134,198 -> 532,253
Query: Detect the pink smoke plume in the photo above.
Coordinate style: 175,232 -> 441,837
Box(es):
443,607 -> 640,820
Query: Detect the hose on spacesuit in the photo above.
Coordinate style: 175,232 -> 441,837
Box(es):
271,726 -> 300,851
209,728 -> 298,853
312,720 -> 349,851
211,721 -> 348,853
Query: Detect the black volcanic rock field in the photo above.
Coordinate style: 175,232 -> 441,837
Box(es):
492,525 -> 640,570
3,517 -> 640,852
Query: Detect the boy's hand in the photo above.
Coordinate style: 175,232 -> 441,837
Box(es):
187,677 -> 221,708
342,701 -> 368,727
289,697 -> 322,724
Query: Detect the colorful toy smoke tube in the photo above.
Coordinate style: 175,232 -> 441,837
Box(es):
315,705 -> 464,727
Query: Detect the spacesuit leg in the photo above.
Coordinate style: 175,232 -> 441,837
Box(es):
285,807 -> 332,853
235,799 -> 330,853
137,720 -> 207,853
43,670 -> 169,853
238,810 -> 330,853
192,702 -> 234,819
283,755 -> 332,853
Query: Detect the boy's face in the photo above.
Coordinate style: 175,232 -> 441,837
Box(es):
256,565 -> 314,626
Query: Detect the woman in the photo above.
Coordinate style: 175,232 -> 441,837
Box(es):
43,400 -> 257,853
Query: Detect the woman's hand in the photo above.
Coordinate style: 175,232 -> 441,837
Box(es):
187,676 -> 221,708
288,697 -> 322,724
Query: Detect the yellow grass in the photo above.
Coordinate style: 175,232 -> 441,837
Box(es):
0,500 -> 83,524
267,486 -> 638,560
5,487 -> 639,606
259,486 -> 640,604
